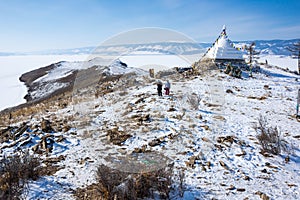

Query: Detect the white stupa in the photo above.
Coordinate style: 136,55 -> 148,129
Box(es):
203,26 -> 245,62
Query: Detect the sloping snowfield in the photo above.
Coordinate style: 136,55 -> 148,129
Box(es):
0,53 -> 299,199
1,55 -> 299,199
259,55 -> 298,72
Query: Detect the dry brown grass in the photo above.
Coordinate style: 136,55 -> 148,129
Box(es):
254,115 -> 288,155
78,163 -> 174,200
0,152 -> 41,199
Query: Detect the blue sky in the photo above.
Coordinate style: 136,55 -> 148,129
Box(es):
0,0 -> 299,52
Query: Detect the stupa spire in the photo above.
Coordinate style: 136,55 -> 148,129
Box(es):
202,26 -> 244,62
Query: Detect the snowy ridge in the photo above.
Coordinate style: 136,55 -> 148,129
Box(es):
20,58 -> 147,102
238,39 -> 300,56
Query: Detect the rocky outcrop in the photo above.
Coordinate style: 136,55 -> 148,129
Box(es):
19,62 -> 78,102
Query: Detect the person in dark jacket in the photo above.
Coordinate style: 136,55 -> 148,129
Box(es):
157,80 -> 163,96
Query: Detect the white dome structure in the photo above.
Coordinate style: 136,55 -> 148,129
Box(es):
203,26 -> 245,62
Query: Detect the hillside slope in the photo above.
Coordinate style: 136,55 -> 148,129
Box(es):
0,62 -> 299,199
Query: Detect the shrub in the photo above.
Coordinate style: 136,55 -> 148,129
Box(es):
0,152 -> 40,200
94,163 -> 173,200
176,93 -> 201,113
178,169 -> 185,198
186,93 -> 201,110
254,115 -> 287,155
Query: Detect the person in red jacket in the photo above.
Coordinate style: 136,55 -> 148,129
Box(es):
164,80 -> 170,95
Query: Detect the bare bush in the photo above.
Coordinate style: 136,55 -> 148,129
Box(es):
96,164 -> 129,199
93,163 -> 174,200
186,93 -> 201,110
176,91 -> 201,112
132,165 -> 171,199
254,115 -> 288,155
178,169 -> 185,198
0,152 -> 40,200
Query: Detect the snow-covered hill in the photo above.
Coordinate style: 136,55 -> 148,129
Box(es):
1,61 -> 299,199
17,58 -> 146,102
237,39 -> 300,56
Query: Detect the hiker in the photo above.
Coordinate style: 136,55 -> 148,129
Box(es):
164,80 -> 170,95
297,89 -> 300,117
157,80 -> 163,96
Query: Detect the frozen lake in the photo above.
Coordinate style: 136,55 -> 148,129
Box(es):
0,55 -> 89,111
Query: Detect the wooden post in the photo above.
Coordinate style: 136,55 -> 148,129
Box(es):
149,68 -> 154,78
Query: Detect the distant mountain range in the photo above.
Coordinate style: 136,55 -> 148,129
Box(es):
236,39 -> 299,56
1,39 -> 299,57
